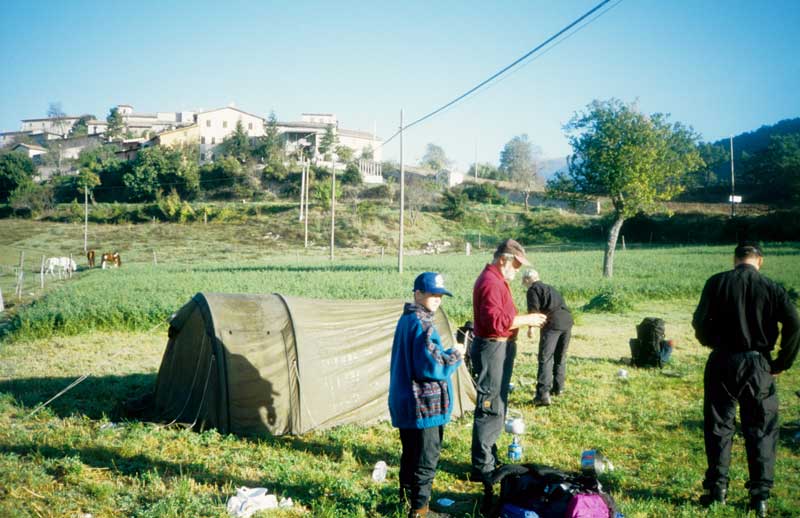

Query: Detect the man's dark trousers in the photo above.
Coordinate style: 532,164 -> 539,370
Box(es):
536,327 -> 571,398
399,426 -> 443,510
470,337 -> 516,480
704,350 -> 778,500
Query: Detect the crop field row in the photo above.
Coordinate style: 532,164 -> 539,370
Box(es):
4,243 -> 800,343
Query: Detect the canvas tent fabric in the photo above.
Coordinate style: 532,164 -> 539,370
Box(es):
152,292 -> 477,436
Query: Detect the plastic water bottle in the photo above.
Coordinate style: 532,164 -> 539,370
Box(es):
507,436 -> 522,462
371,460 -> 387,482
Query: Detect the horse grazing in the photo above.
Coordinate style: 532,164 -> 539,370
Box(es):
46,257 -> 77,278
101,252 -> 121,269
87,250 -> 96,268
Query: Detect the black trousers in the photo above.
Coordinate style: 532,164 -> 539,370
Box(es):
536,327 -> 571,398
703,350 -> 778,500
399,426 -> 443,509
470,337 -> 516,480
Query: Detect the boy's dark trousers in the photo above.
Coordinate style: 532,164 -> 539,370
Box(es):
399,426 -> 444,510
536,327 -> 571,398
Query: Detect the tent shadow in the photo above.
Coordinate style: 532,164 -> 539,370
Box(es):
0,373 -> 156,420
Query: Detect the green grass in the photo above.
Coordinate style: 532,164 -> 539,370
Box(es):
0,302 -> 798,517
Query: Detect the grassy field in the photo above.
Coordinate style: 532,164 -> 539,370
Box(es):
0,220 -> 799,517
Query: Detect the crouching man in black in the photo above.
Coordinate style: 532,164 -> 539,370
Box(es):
522,269 -> 573,407
692,242 -> 799,517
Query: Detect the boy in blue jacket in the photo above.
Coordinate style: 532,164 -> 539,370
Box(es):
389,272 -> 464,518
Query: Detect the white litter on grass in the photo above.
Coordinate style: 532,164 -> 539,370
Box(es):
226,487 -> 291,518
436,498 -> 455,507
617,369 -> 629,379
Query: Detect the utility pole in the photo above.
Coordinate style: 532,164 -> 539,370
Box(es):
83,186 -> 88,252
330,157 -> 336,261
299,159 -> 306,222
398,109 -> 405,274
304,162 -> 310,248
730,136 -> 736,218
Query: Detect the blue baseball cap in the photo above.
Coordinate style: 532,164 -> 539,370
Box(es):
413,272 -> 453,297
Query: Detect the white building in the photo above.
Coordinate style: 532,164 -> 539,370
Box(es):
20,116 -> 81,136
196,106 -> 266,160
278,113 -> 382,163
87,104 -> 196,138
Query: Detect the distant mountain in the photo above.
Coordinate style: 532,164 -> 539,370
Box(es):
710,117 -> 800,159
539,156 -> 568,180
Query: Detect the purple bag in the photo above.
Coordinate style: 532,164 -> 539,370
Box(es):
565,493 -> 611,518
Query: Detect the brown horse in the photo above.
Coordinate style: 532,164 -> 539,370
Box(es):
101,252 -> 121,269
87,250 -> 96,268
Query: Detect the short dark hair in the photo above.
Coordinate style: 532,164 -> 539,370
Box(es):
735,241 -> 763,259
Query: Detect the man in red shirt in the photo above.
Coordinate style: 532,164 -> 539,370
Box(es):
470,239 -> 547,507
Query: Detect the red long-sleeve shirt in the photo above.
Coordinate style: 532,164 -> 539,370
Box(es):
473,263 -> 518,339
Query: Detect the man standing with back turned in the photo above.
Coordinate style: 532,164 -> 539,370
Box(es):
692,242 -> 799,517
470,239 -> 547,510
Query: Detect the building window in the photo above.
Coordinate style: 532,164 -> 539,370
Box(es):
206,120 -> 211,127
223,121 -> 228,129
211,137 -> 216,145
201,136 -> 205,144
248,122 -> 253,130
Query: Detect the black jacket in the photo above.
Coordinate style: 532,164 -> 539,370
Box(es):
526,281 -> 573,331
692,263 -> 800,373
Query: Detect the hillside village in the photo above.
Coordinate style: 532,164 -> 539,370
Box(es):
0,104 -> 389,184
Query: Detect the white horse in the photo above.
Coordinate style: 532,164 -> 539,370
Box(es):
46,257 -> 77,278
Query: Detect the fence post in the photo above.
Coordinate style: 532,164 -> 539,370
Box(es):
69,253 -> 74,278
40,255 -> 45,289
16,251 -> 25,299
153,250 -> 158,266
0,286 -> 4,313
621,235 -> 626,251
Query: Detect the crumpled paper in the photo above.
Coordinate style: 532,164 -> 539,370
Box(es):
226,487 -> 292,518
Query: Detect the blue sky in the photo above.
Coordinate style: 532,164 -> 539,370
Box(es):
2,0 -> 799,170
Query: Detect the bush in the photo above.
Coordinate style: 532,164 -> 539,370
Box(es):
582,287 -> 634,313
9,182 -> 54,216
461,183 -> 505,204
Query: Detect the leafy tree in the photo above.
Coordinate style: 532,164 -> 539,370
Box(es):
421,143 -> 449,171
318,124 -> 338,160
123,146 -> 199,202
500,134 -> 540,210
9,182 -> 54,215
406,178 -> 439,225
312,176 -> 342,208
467,162 -> 501,180
0,150 -> 35,202
221,120 -> 251,163
68,115 -> 93,138
440,189 -> 467,220
564,98 -> 703,277
335,145 -> 354,164
106,107 -> 125,142
340,163 -> 362,185
360,145 -> 374,160
462,182 -> 506,204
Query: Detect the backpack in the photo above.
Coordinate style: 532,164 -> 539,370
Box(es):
492,464 -> 618,518
630,317 -> 666,368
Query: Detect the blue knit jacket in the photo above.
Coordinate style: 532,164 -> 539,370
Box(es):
389,302 -> 463,429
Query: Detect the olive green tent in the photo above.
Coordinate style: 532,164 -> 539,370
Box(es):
153,292 -> 477,436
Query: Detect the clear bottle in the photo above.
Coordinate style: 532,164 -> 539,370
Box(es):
371,460 -> 388,482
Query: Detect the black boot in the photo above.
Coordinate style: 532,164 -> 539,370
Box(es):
749,497 -> 767,518
699,486 -> 727,507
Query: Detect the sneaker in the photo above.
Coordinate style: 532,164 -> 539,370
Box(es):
533,393 -> 551,406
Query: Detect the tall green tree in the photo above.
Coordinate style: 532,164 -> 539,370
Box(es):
335,145 -> 354,164
500,134 -> 540,210
68,115 -> 93,138
222,120 -> 251,163
564,99 -> 703,277
421,143 -> 449,171
255,110 -> 283,163
0,150 -> 36,202
106,107 -> 125,142
318,124 -> 338,160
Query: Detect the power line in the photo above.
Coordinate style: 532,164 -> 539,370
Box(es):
380,0 -> 617,149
